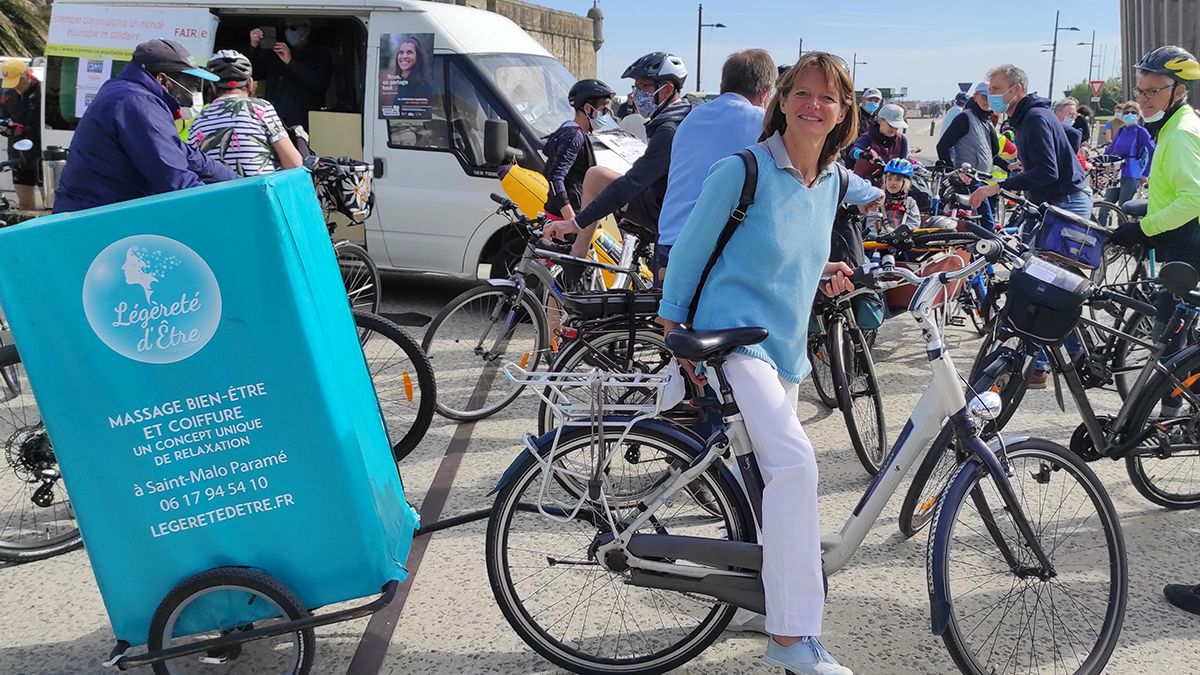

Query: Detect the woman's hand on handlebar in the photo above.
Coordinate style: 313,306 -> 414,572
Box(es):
656,316 -> 708,387
969,181 -> 1001,210
820,261 -> 855,297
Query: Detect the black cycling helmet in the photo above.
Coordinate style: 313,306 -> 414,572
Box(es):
622,52 -> 688,90
1134,45 -> 1200,83
568,78 -> 616,111
207,49 -> 254,89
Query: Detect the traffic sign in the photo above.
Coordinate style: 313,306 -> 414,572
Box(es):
958,82 -> 973,93
1090,80 -> 1105,97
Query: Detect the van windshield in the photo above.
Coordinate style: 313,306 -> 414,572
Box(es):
470,54 -> 576,140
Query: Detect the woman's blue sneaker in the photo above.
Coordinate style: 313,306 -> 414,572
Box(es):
763,636 -> 853,675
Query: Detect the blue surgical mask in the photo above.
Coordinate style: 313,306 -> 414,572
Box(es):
633,85 -> 665,117
987,94 -> 1008,114
1122,113 -> 1138,125
284,29 -> 302,47
591,113 -> 619,133
863,101 -> 880,114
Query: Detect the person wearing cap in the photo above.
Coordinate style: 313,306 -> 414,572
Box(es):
188,50 -> 304,177
0,58 -> 41,209
52,39 -> 238,214
849,102 -> 909,179
936,81 -> 1005,228
856,87 -> 882,134
938,91 -> 968,138
249,18 -> 332,129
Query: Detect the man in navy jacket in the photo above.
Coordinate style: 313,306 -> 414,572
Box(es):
969,64 -> 1088,217
54,40 -> 237,213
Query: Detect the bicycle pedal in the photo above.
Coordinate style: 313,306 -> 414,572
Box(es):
947,317 -> 966,327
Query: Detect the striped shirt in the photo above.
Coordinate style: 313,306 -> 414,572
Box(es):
188,95 -> 288,177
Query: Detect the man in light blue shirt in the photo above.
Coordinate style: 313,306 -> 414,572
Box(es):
654,49 -> 776,280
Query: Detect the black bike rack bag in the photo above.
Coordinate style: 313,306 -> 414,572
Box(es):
1002,256 -> 1091,345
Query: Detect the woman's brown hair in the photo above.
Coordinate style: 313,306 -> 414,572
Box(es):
1122,100 -> 1142,116
759,52 -> 858,168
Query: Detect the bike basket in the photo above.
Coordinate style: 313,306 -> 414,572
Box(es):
1032,205 -> 1110,269
311,157 -> 374,224
561,289 -> 661,320
1001,256 -> 1091,344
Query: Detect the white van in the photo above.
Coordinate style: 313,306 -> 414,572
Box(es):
40,0 -> 630,277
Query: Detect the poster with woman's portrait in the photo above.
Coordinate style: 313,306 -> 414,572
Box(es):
379,33 -> 435,120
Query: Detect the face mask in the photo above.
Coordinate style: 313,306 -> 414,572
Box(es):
633,84 -> 666,117
1122,113 -> 1138,125
863,101 -> 880,114
162,74 -> 199,110
284,29 -> 303,47
590,111 -> 619,133
987,94 -> 1008,114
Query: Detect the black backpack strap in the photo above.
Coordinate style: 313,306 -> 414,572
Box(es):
836,162 -> 850,205
685,149 -> 757,325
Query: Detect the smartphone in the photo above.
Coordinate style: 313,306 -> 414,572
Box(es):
259,26 -> 277,49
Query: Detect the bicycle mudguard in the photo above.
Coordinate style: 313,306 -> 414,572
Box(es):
484,278 -> 519,288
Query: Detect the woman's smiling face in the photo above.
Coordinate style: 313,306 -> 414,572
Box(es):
778,66 -> 847,138
397,43 -> 418,72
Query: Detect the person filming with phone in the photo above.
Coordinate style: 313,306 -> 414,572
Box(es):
249,18 -> 331,130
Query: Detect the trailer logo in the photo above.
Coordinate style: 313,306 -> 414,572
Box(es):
83,235 -> 221,364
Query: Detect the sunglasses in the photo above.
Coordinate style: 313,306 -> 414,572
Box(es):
797,51 -> 850,72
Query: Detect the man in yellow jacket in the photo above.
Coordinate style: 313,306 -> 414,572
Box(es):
1110,45 -> 1200,618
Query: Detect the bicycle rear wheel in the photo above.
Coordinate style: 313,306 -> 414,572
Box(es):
931,438 -> 1127,675
335,240 -> 382,315
1120,345 -> 1200,508
486,424 -> 751,675
0,345 -> 82,563
353,311 -> 436,462
829,316 -> 887,476
422,284 -> 549,421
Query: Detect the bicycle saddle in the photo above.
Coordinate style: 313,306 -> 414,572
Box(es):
1121,200 -> 1147,218
666,327 -> 768,361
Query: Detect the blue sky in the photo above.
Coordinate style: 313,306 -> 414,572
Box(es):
535,0 -> 1123,101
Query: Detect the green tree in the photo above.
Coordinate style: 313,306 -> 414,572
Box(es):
1067,76 -> 1123,115
0,0 -> 48,58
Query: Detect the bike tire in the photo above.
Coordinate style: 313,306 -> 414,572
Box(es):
1119,345 -> 1200,508
0,344 -> 83,563
353,311 -> 436,462
422,284 -> 549,422
148,566 -> 314,675
334,240 -> 382,315
808,336 -> 839,409
486,423 -> 752,675
1111,308 -> 1156,401
829,316 -> 887,476
931,437 -> 1127,675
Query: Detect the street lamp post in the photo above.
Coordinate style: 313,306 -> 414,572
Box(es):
1078,30 -> 1097,83
852,53 -> 867,83
1048,10 -> 1080,96
695,4 -> 726,92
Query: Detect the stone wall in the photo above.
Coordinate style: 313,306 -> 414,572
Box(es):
1120,0 -> 1200,100
433,0 -> 599,77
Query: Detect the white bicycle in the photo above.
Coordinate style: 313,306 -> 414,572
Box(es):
484,233 -> 1128,675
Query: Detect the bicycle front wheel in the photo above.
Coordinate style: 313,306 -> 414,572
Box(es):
353,311 -> 436,462
0,345 -> 82,563
422,284 -> 549,421
931,438 -> 1127,675
334,240 -> 382,315
486,424 -> 751,675
829,316 -> 887,476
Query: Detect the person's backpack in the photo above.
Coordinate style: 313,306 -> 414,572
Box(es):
686,148 -> 850,323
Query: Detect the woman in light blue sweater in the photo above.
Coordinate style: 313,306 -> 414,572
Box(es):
658,53 -> 881,675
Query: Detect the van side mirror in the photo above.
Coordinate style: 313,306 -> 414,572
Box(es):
484,119 -> 523,166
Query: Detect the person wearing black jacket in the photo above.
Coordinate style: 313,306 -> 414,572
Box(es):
543,52 -> 692,260
541,79 -> 615,219
937,83 -> 1004,228
248,20 -> 331,129
0,59 -> 42,209
1074,104 -> 1093,146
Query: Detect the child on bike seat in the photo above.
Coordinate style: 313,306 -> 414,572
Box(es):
881,158 -> 921,232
